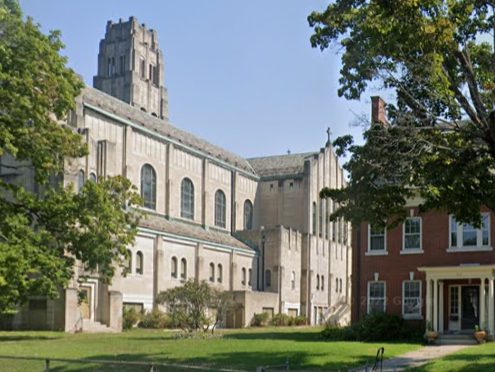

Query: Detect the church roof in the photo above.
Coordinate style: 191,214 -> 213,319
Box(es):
81,87 -> 258,177
247,152 -> 318,178
139,214 -> 257,253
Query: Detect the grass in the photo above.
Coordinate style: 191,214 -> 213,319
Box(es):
0,327 -> 421,371
406,342 -> 495,372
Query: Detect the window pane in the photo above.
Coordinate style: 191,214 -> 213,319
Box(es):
181,179 -> 194,219
141,165 -> 156,210
404,281 -> 421,315
369,282 -> 385,313
463,223 -> 477,246
244,200 -> 253,229
451,217 -> 457,247
215,190 -> 226,228
483,215 -> 489,246
370,236 -> 385,251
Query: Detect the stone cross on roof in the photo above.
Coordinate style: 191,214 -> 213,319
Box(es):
326,127 -> 332,145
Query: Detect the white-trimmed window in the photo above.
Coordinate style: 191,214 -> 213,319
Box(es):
403,218 -> 422,251
403,281 -> 421,318
367,281 -> 386,313
368,225 -> 386,252
449,214 -> 490,250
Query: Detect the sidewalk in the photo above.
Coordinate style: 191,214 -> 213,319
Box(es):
379,344 -> 473,371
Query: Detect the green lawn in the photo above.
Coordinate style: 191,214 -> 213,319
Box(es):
0,327 -> 421,371
407,342 -> 495,372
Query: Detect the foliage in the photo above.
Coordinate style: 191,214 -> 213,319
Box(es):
270,313 -> 291,326
251,312 -> 270,327
309,0 -> 495,227
156,279 -> 237,334
0,0 -> 142,314
138,309 -> 172,329
294,316 -> 307,326
123,307 -> 141,331
320,312 -> 423,343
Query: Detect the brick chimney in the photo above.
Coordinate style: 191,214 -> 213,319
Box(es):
371,96 -> 388,125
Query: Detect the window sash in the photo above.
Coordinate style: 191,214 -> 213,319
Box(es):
450,215 -> 490,248
403,281 -> 421,316
404,218 -> 421,249
369,225 -> 386,251
368,282 -> 386,313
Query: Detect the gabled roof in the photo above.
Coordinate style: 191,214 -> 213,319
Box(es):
81,87 -> 258,177
139,214 -> 257,253
247,152 -> 318,178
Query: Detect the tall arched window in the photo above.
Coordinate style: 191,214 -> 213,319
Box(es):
181,258 -> 187,279
77,170 -> 85,193
217,264 -> 223,283
319,199 -> 324,238
339,278 -> 343,293
265,270 -> 272,287
291,271 -> 296,290
141,164 -> 156,210
325,198 -> 329,239
171,257 -> 178,278
209,263 -> 215,282
244,200 -> 253,230
136,251 -> 143,275
181,178 -> 194,220
335,278 -> 339,293
321,276 -> 325,291
89,172 -> 97,183
125,249 -> 132,275
248,269 -> 252,286
312,202 -> 317,235
241,268 -> 246,286
316,274 -> 320,290
215,190 -> 226,228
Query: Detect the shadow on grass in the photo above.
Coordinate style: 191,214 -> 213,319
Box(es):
407,351 -> 495,372
222,331 -> 322,342
0,335 -> 58,342
61,349 -> 374,372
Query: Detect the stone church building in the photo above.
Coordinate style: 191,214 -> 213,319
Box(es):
10,17 -> 351,332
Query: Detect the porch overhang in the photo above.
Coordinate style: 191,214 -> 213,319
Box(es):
419,264 -> 495,334
418,264 -> 495,280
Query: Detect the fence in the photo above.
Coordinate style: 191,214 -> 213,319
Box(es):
0,347 -> 384,372
0,355 -> 250,372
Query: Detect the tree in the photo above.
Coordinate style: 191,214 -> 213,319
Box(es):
0,0 -> 142,315
156,279 -> 238,334
309,0 -> 495,227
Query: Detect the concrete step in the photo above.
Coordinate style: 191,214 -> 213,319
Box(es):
437,334 -> 478,345
82,320 -> 117,333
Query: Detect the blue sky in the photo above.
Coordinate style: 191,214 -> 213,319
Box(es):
20,1 -> 371,159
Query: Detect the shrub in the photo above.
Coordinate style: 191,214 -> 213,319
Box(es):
139,309 -> 172,329
271,313 -> 291,327
320,312 -> 423,343
294,316 -> 307,326
358,312 -> 404,341
251,312 -> 270,327
123,307 -> 141,330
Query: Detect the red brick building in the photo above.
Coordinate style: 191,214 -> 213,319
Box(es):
352,194 -> 495,335
352,98 -> 495,335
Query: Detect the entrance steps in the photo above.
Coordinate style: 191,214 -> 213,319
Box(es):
437,333 -> 478,345
81,320 -> 117,333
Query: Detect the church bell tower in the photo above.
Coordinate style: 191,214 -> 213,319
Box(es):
93,17 -> 169,121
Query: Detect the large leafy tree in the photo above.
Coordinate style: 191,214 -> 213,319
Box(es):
0,0 -> 142,315
309,0 -> 495,227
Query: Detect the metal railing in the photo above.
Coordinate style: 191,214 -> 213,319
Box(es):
0,355 -> 249,372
